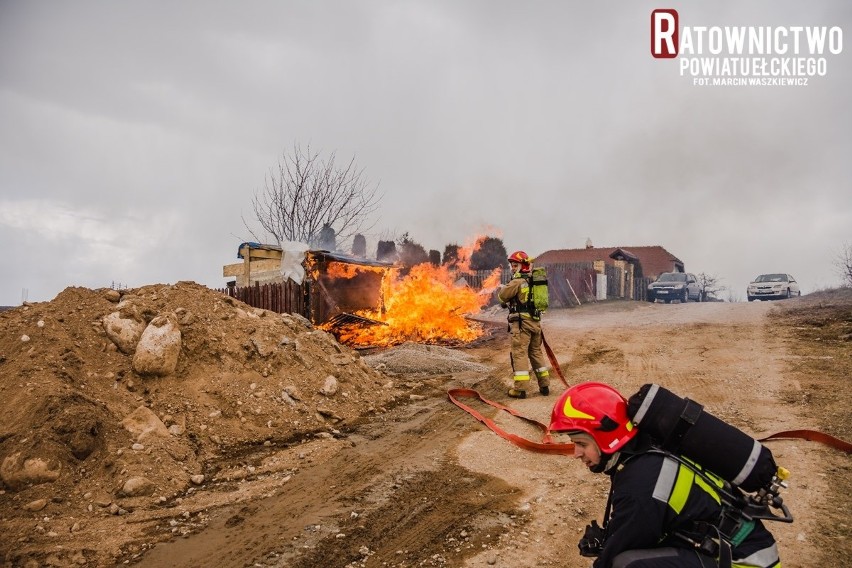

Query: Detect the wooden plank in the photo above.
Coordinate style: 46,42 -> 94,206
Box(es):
548,273 -> 572,308
246,249 -> 283,260
225,258 -> 281,278
566,277 -> 582,306
223,263 -> 244,277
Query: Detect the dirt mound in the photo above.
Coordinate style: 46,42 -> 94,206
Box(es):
0,282 -> 404,566
362,342 -> 492,375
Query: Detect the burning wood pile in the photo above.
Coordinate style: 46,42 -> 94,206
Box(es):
310,246 -> 502,348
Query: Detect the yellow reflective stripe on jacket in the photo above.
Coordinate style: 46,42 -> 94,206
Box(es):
518,281 -> 530,304
694,474 -> 722,505
670,464 -> 694,513
652,456 -> 724,513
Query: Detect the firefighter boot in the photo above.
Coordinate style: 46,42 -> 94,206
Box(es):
508,388 -> 527,399
510,373 -> 530,399
535,367 -> 551,396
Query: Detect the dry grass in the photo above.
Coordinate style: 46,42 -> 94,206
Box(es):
770,288 -> 852,560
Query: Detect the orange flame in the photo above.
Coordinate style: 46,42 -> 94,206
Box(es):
314,234 -> 505,347
326,263 -> 502,347
324,262 -> 365,280
446,235 -> 492,273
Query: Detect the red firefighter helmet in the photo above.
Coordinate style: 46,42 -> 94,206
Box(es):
550,382 -> 637,454
508,250 -> 532,273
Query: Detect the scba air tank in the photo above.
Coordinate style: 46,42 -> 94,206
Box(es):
627,383 -> 778,493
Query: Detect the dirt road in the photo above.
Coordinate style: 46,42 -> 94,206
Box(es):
131,297 -> 849,568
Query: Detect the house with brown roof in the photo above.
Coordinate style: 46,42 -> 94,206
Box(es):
534,243 -> 686,300
535,244 -> 684,279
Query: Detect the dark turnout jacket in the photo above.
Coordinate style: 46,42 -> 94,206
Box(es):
595,451 -> 780,568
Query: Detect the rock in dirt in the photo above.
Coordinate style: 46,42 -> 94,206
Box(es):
132,314 -> 182,377
121,476 -> 156,497
23,498 -> 48,512
102,311 -> 146,354
320,375 -> 339,396
121,406 -> 171,442
0,452 -> 61,491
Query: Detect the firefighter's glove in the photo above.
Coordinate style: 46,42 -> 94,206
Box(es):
500,302 -> 508,309
578,520 -> 605,557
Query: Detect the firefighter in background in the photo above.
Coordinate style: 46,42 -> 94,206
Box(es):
550,382 -> 782,568
497,251 -> 550,399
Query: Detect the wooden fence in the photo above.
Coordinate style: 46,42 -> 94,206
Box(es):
634,276 -> 653,302
455,269 -> 512,288
537,263 -> 599,307
217,280 -> 306,316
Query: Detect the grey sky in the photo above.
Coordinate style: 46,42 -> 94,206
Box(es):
1,1 -> 849,306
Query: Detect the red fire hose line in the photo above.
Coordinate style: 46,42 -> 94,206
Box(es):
447,389 -> 852,457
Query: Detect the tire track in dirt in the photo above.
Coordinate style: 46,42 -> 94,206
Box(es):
133,377 -> 522,568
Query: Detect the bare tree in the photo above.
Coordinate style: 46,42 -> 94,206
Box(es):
696,273 -> 726,301
834,242 -> 852,287
245,143 -> 381,247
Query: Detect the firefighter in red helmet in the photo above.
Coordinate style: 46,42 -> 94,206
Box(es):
550,382 -> 781,568
497,250 -> 550,398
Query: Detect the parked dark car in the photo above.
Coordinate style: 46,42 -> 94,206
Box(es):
647,272 -> 701,303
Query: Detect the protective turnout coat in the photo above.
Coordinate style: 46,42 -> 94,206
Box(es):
497,273 -> 549,388
596,451 -> 780,568
497,273 -> 539,321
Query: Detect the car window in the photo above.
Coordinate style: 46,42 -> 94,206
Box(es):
658,273 -> 686,282
756,274 -> 786,283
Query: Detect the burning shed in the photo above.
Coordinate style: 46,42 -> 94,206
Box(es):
304,250 -> 396,327
222,243 -> 395,327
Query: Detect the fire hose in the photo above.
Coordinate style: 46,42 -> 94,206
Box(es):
541,330 -> 568,387
446,387 -> 574,455
447,387 -> 852,456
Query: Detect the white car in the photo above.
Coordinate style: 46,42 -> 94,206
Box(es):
747,274 -> 801,301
